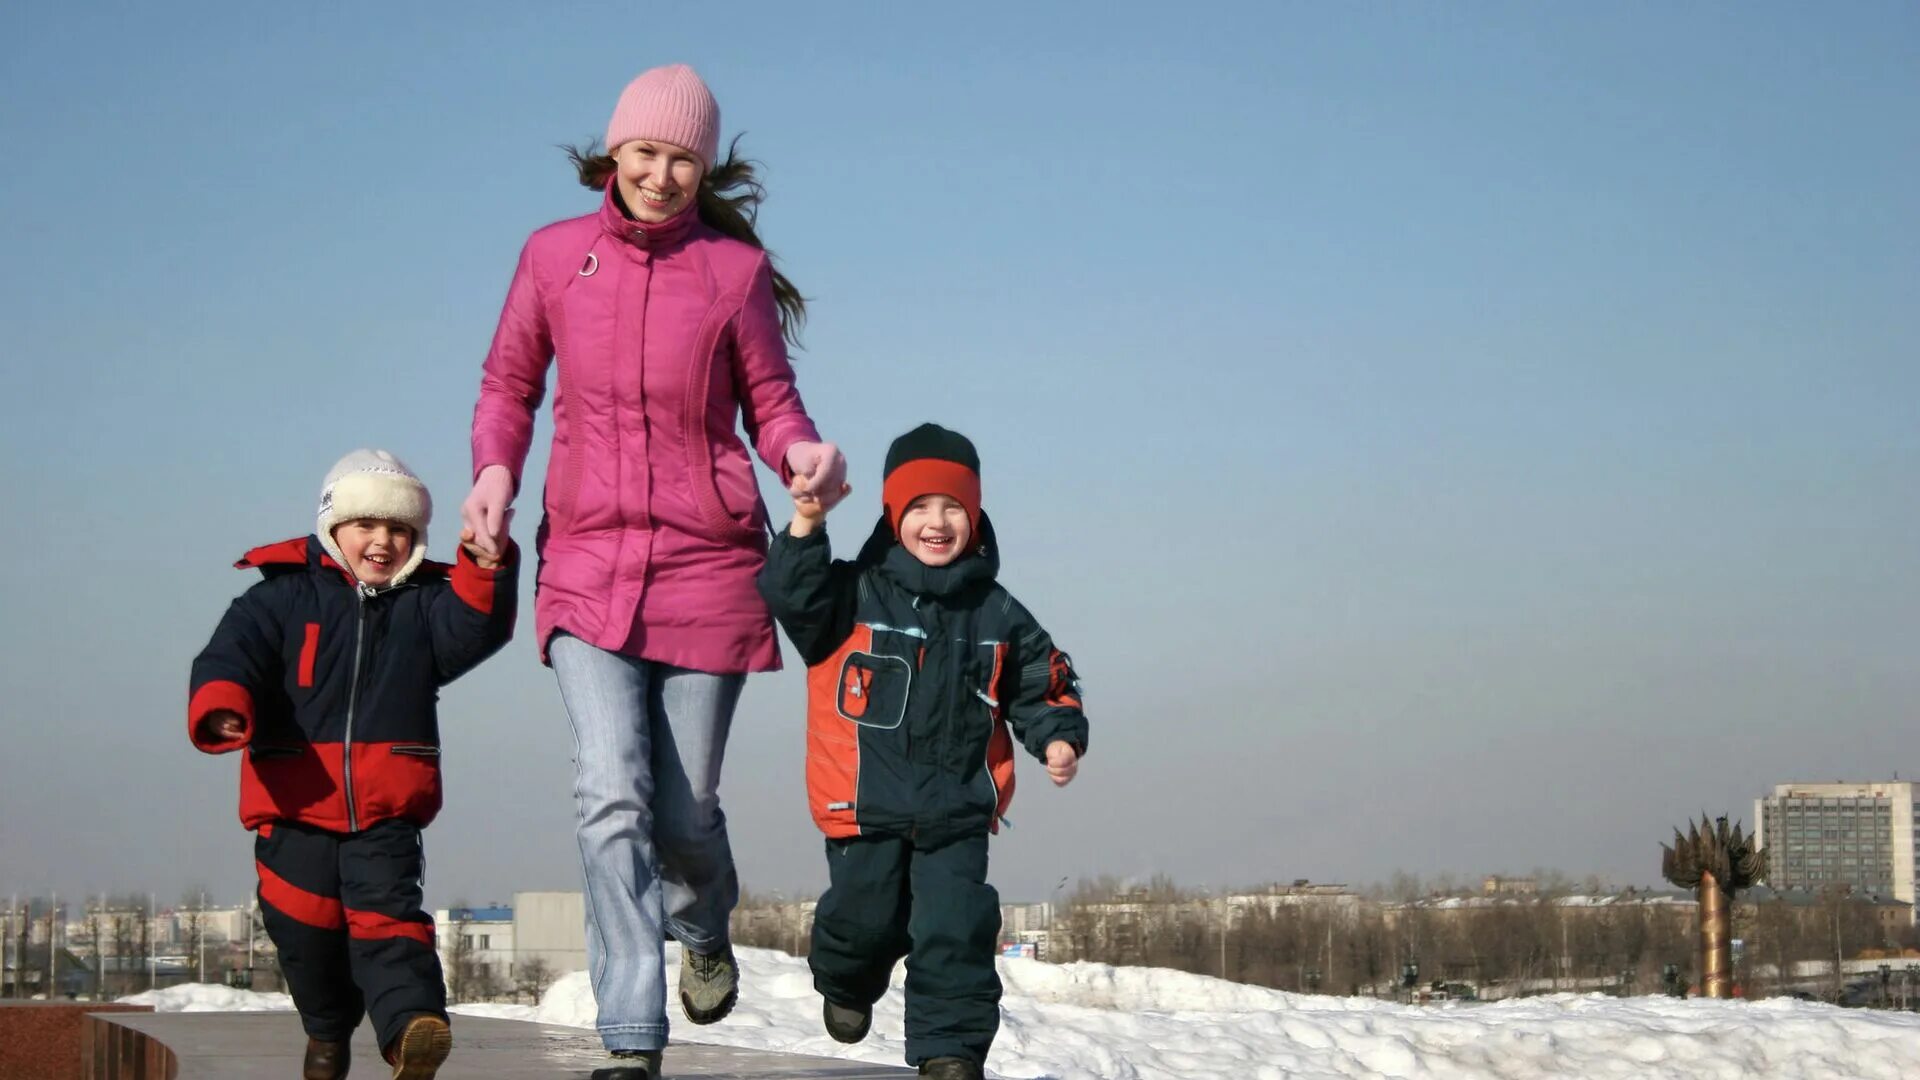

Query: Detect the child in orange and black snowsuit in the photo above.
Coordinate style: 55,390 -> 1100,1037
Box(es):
759,423 -> 1089,1080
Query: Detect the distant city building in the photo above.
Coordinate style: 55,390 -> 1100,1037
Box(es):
999,902 -> 1055,936
1482,876 -> 1538,896
508,891 -> 588,977
434,904 -> 516,989
1754,781 -> 1919,909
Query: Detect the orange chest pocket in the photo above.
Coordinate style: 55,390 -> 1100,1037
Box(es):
835,651 -> 911,729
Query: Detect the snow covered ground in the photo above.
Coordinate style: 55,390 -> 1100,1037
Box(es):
124,944 -> 1920,1078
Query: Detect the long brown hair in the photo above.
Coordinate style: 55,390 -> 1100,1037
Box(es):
566,137 -> 807,348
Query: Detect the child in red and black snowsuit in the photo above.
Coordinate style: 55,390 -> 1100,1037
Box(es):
758,424 -> 1090,1080
189,449 -> 517,1080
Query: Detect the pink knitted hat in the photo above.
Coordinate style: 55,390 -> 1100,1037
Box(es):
605,64 -> 721,172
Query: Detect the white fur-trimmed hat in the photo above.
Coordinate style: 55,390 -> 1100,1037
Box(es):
316,449 -> 432,586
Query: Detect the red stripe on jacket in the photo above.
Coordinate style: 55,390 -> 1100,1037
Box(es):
297,623 -> 319,687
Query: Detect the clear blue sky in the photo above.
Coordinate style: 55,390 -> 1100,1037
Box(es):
3,2 -> 1915,909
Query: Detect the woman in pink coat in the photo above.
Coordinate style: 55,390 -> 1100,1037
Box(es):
461,64 -> 846,1080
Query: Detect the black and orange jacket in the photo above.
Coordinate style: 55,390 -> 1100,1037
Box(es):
188,535 -> 518,833
758,514 -> 1088,844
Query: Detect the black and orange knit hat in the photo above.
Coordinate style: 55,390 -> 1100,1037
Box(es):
882,423 -> 981,538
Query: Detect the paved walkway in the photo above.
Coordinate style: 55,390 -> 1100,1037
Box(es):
90,1011 -> 911,1078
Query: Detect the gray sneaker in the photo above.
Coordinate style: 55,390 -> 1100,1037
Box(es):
679,944 -> 739,1025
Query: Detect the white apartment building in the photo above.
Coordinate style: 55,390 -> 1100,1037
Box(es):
1755,781 -> 1918,909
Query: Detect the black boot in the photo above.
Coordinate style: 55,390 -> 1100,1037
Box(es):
919,1058 -> 984,1080
822,997 -> 872,1043
303,1037 -> 350,1080
590,1048 -> 663,1080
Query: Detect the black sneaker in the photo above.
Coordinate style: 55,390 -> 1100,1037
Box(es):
822,997 -> 872,1044
919,1058 -> 984,1080
590,1048 -> 663,1080
679,944 -> 739,1024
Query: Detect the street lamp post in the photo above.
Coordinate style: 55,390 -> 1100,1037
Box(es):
1218,904 -> 1228,982
198,891 -> 208,985
1049,877 -> 1067,963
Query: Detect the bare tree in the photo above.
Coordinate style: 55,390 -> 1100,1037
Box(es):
1387,872 -> 1424,904
10,897 -> 40,997
86,901 -> 109,999
177,889 -> 211,984
444,912 -> 480,1004
514,956 -> 555,1003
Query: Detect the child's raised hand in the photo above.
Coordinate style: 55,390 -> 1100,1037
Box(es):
461,526 -> 503,569
1045,741 -> 1079,787
789,475 -> 850,523
201,710 -> 247,744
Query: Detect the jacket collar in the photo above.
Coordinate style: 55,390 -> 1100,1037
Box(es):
859,511 -> 1001,600
597,179 -> 701,252
233,535 -> 449,589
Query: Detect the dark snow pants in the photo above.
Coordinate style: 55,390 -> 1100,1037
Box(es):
255,818 -> 446,1050
810,831 -> 1001,1067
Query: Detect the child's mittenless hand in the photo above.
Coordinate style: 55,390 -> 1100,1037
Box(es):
787,475 -> 851,537
461,527 -> 503,569
201,710 -> 246,744
1045,741 -> 1079,787
785,440 -> 850,512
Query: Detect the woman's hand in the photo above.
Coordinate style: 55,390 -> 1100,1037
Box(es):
785,441 -> 849,511
461,465 -> 516,560
461,527 -> 504,569
786,475 -> 849,538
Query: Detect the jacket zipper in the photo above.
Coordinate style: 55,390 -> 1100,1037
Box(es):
907,595 -> 924,763
342,583 -> 372,832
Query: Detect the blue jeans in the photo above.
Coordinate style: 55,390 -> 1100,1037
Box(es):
550,633 -> 745,1052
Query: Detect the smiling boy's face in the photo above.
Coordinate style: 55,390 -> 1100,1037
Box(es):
331,518 -> 414,586
899,495 -> 972,567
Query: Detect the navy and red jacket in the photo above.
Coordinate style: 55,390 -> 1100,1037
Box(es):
757,513 -> 1089,845
188,535 -> 518,833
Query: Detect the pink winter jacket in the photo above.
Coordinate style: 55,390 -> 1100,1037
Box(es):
471,184 -> 821,673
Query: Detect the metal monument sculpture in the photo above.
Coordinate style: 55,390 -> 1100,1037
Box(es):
1661,815 -> 1766,999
